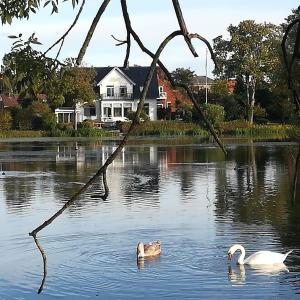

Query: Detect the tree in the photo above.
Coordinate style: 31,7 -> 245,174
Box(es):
171,67 -> 195,86
213,20 -> 281,124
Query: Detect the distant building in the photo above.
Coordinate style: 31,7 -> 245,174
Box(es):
191,75 -> 214,92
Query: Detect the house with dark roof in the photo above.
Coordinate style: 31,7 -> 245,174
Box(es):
96,66 -> 159,122
191,75 -> 214,92
55,66 -> 160,125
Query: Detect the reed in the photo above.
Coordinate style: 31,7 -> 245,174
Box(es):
120,120 -> 208,137
220,120 -> 292,137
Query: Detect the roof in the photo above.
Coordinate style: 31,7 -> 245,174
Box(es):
192,76 -> 214,85
94,66 -> 159,99
0,94 -> 19,108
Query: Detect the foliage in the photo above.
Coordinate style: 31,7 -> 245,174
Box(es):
200,104 -> 225,128
0,111 -> 13,130
220,120 -> 292,137
48,126 -> 117,138
126,110 -> 150,123
171,67 -> 195,87
213,20 -> 282,123
1,33 -> 52,101
210,80 -> 229,98
0,0 -> 79,24
120,120 -> 208,137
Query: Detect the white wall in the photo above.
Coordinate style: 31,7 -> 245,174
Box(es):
98,68 -> 133,96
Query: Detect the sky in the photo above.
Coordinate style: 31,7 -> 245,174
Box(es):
0,0 -> 299,77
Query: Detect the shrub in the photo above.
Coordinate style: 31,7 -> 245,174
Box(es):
201,104 -> 225,128
0,111 -> 12,130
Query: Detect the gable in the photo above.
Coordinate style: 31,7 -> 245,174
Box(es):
96,67 -> 135,86
95,66 -> 159,99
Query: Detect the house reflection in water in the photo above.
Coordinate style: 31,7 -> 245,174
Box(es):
55,144 -> 86,171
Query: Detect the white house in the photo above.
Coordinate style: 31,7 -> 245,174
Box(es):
55,66 -> 159,125
96,66 -> 159,122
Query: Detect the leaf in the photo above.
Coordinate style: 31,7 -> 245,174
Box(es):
43,0 -> 50,7
8,35 -> 18,39
31,40 -> 43,45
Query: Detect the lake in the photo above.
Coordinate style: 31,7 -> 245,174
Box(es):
0,138 -> 300,299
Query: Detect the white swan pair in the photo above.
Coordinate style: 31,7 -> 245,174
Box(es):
227,244 -> 293,265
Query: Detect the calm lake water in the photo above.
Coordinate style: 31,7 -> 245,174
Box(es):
0,138 -> 300,299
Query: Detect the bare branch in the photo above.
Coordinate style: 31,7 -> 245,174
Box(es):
189,33 -> 217,67
44,0 -> 86,56
121,0 -> 225,154
119,0 -> 131,67
111,34 -> 127,45
32,234 -> 47,294
76,0 -> 111,65
172,0 -> 198,57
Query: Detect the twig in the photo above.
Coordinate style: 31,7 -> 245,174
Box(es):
32,234 -> 47,294
44,0 -> 86,56
76,0 -> 111,65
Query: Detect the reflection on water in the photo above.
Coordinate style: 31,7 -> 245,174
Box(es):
0,139 -> 300,299
228,263 -> 289,285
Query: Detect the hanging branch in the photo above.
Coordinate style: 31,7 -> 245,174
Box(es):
120,0 -> 225,154
76,0 -> 111,65
172,0 -> 198,57
32,234 -> 47,294
291,144 -> 300,205
44,0 -> 86,57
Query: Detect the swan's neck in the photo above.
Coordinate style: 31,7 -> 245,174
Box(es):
237,246 -> 246,265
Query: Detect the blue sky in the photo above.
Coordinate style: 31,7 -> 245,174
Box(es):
0,0 -> 299,77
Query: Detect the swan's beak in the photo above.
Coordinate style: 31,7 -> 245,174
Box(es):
228,252 -> 232,260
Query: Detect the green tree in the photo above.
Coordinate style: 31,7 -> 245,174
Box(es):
213,20 -> 281,124
171,67 -> 195,86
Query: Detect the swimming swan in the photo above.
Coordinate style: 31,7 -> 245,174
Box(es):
227,244 -> 293,265
137,241 -> 161,259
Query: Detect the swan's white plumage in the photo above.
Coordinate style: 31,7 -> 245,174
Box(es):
228,244 -> 293,265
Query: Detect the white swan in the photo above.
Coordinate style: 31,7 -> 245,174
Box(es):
227,244 -> 293,265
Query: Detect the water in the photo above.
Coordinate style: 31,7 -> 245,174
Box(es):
0,138 -> 300,299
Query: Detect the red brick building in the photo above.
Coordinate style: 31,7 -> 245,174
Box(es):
156,67 -> 192,113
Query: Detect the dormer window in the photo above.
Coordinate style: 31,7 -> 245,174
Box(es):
107,85 -> 114,97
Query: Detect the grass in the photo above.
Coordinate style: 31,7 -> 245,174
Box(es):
0,130 -> 47,138
220,120 -> 293,137
120,120 -> 209,137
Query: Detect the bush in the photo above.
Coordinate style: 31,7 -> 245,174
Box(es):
42,113 -> 57,131
0,111 -> 12,130
201,104 -> 225,128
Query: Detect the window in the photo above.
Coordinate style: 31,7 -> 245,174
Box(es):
159,86 -> 164,93
114,107 -> 122,117
113,104 -> 122,117
167,102 -> 172,108
84,106 -> 96,116
124,103 -> 132,117
103,106 -> 112,117
143,103 -> 149,116
119,86 -> 127,97
107,86 -> 114,97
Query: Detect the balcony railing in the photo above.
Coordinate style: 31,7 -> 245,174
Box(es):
101,93 -> 133,100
